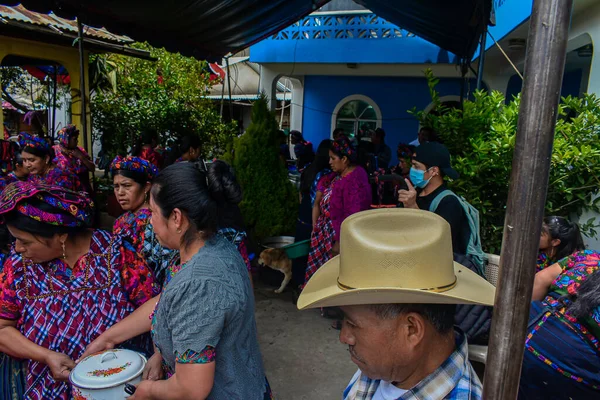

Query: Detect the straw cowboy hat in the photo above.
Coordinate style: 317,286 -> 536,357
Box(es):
297,208 -> 496,310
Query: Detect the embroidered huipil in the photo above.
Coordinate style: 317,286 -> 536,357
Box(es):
309,168 -> 332,207
544,250 -> 600,345
139,147 -> 163,170
27,167 -> 82,192
52,146 -> 93,192
0,172 -> 22,192
344,331 -> 482,400
113,208 -> 179,289
329,166 -> 372,242
0,230 -> 155,400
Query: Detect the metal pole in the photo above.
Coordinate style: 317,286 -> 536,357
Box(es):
226,56 -> 233,120
476,28 -> 487,90
52,67 -> 58,141
482,1 -> 573,399
459,60 -> 467,106
77,18 -> 89,152
219,64 -> 226,117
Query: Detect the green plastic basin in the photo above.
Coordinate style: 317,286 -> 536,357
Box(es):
282,239 -> 311,259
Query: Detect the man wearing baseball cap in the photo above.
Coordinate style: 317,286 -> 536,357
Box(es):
398,142 -> 470,258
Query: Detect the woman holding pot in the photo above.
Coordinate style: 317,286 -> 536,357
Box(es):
82,162 -> 269,399
0,182 -> 156,399
112,156 -> 179,288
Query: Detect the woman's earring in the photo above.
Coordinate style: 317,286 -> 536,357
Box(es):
145,192 -> 149,203
177,228 -> 182,234
61,242 -> 67,260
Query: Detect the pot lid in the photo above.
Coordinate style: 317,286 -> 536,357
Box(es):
70,349 -> 146,389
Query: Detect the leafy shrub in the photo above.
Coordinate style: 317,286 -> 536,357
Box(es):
91,43 -> 237,159
229,97 -> 298,239
411,70 -> 600,253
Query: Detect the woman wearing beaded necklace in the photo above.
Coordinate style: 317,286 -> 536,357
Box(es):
0,182 -> 157,399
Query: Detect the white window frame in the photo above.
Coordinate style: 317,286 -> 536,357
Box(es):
331,94 -> 382,138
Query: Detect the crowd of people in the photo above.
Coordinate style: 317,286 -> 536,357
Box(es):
0,124 -> 598,400
291,127 -> 600,399
0,129 -> 265,399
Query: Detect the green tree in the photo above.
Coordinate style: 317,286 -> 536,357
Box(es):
230,97 -> 298,239
411,70 -> 600,253
90,43 -> 237,158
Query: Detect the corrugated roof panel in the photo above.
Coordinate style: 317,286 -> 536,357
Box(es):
0,4 -> 133,44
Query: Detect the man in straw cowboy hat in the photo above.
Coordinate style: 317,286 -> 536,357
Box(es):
298,209 -> 495,400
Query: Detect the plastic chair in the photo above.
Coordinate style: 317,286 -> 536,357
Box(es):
468,253 -> 500,365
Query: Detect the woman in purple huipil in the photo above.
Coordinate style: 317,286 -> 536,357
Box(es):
304,137 -> 371,286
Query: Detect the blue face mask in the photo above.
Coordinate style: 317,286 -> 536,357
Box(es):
409,167 -> 431,189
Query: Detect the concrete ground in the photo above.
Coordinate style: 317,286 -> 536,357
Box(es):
254,283 -> 356,400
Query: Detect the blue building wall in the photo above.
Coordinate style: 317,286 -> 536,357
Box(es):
301,75 -> 476,165
506,69 -> 583,102
251,13 -> 456,64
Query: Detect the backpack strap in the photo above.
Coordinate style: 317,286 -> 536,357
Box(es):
429,190 -> 455,213
429,190 -> 486,276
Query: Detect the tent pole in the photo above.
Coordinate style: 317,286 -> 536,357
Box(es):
476,28 -> 487,90
52,67 -> 58,141
77,18 -> 89,152
459,60 -> 467,105
482,0 -> 573,398
226,56 -> 233,120
220,62 -> 226,117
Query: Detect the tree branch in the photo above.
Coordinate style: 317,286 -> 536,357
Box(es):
1,88 -> 29,112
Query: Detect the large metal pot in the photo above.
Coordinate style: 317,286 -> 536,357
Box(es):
70,349 -> 146,400
261,236 -> 295,250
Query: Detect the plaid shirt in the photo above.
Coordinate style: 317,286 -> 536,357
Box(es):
343,330 -> 482,400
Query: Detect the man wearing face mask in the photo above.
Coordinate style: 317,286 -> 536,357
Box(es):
398,142 -> 470,257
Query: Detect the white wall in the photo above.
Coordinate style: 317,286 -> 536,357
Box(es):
568,2 -> 600,249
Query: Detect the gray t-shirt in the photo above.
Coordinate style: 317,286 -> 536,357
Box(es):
152,236 -> 265,399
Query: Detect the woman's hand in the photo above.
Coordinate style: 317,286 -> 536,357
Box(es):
45,351 -> 75,382
143,353 -> 164,381
78,335 -> 115,362
127,380 -> 155,399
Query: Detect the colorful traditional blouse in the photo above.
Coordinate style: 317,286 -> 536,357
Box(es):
329,166 -> 372,242
0,230 -> 156,399
52,145 -> 92,192
26,166 -> 82,192
113,208 -> 179,289
537,252 -> 550,272
52,146 -> 90,175
545,250 -> 600,344
139,147 -> 163,170
309,168 -> 331,206
0,172 -> 22,192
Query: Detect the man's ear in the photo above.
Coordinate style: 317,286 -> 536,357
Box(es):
403,312 -> 426,348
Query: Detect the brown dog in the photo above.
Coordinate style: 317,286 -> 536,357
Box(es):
258,248 -> 292,293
